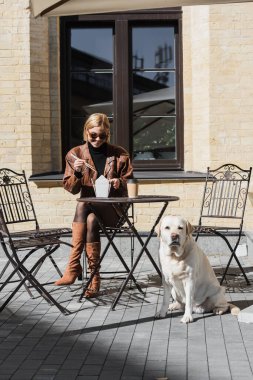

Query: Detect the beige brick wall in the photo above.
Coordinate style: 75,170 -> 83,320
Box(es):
183,3 -> 253,230
30,13 -> 52,174
48,18 -> 62,171
1,2 -> 253,232
0,0 -> 31,171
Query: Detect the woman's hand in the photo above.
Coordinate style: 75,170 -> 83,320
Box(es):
74,158 -> 85,173
109,178 -> 120,190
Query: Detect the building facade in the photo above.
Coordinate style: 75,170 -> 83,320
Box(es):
1,0 -> 253,231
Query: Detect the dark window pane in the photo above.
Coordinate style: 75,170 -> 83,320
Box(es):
132,25 -> 177,163
71,28 -> 113,70
133,72 -> 175,116
69,27 -> 114,150
132,27 -> 175,70
71,117 -> 85,147
133,117 -> 176,160
71,73 -> 113,117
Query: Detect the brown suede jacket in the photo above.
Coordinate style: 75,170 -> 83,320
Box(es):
63,142 -> 133,197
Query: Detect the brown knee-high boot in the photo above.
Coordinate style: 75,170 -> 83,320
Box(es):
55,222 -> 86,285
84,242 -> 101,298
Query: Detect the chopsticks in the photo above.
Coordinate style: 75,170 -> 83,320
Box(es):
84,162 -> 97,172
70,153 -> 96,172
71,152 -> 96,193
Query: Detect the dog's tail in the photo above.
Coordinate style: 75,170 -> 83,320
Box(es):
228,302 -> 240,316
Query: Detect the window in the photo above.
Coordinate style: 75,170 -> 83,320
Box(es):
60,9 -> 183,171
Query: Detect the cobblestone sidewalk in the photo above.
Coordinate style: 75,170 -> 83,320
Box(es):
0,240 -> 253,380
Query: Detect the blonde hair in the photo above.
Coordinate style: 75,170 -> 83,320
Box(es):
83,113 -> 110,142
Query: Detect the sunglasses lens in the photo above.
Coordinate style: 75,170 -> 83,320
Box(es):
89,132 -> 107,140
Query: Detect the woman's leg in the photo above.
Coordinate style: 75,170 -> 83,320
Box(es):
55,203 -> 90,286
84,205 -> 121,297
84,213 -> 101,297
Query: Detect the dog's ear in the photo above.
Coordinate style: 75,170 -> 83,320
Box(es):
155,222 -> 161,238
186,221 -> 194,236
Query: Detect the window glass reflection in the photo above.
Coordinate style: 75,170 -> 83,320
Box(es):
132,27 -> 175,70
70,27 -> 114,150
71,117 -> 85,147
133,72 -> 175,116
71,28 -> 113,70
70,71 -> 113,148
133,117 -> 176,160
132,26 -> 176,160
71,73 -> 113,117
133,90 -> 175,117
133,71 -> 175,95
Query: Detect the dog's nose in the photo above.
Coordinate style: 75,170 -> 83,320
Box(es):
171,233 -> 179,241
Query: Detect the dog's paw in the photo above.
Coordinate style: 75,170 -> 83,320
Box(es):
213,306 -> 227,315
193,305 -> 205,314
155,309 -> 167,319
168,301 -> 183,311
180,313 -> 193,323
229,303 -> 240,316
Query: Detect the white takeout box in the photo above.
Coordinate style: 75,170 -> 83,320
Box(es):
95,175 -> 110,197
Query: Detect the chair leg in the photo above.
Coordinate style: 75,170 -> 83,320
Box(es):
48,255 -> 63,277
0,259 -> 11,280
0,258 -> 34,299
214,231 -> 250,285
220,250 -> 250,285
0,265 -> 69,314
0,243 -> 70,315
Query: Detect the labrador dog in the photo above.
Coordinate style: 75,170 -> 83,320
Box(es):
156,215 -> 240,323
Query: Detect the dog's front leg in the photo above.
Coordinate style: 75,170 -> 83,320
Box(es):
155,276 -> 172,318
181,277 -> 194,323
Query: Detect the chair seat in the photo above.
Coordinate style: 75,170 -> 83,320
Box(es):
194,226 -> 240,234
8,228 -> 72,249
11,237 -> 62,249
7,228 -> 72,249
10,227 -> 72,239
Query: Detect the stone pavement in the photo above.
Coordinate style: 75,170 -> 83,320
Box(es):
0,237 -> 253,380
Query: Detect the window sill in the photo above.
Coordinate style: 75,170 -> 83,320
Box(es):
29,171 -> 64,182
29,170 -> 207,183
133,171 -> 206,181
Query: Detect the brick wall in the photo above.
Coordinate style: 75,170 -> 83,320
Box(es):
0,0 -> 31,171
1,2 -> 253,231
183,3 -> 253,230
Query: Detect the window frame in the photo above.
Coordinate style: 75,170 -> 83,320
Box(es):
60,8 -> 183,172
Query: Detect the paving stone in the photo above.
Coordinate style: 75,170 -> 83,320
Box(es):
238,305 -> 253,323
1,246 -> 253,379
79,364 -> 102,376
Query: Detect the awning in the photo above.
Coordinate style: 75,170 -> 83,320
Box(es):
31,0 -> 252,18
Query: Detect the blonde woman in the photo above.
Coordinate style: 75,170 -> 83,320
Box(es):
55,113 -> 133,297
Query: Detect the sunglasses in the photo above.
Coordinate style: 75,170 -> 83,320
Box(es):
88,131 -> 107,140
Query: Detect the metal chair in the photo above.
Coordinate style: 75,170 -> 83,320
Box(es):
195,163 -> 252,285
0,168 -> 72,314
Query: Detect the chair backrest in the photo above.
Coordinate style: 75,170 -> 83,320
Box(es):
199,163 -> 252,224
0,168 -> 39,229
